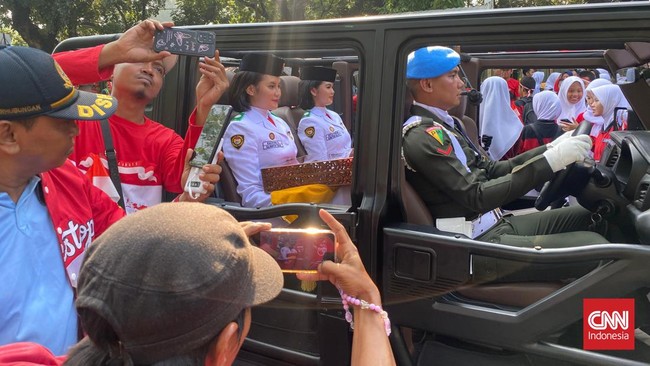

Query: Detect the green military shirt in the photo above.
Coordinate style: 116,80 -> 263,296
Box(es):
402,105 -> 554,220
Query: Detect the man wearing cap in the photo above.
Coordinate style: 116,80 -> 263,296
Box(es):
515,75 -> 539,125
0,204 -> 396,365
52,20 -> 228,213
0,44 -> 125,354
62,203 -> 284,365
297,66 -> 352,162
402,46 -> 607,281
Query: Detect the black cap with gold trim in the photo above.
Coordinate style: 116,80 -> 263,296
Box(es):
239,53 -> 284,77
300,66 -> 337,83
0,46 -> 118,121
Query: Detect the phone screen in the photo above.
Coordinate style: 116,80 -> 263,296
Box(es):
190,104 -> 232,168
259,229 -> 336,273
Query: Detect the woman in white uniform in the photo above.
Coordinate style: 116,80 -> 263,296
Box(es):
223,53 -> 299,208
297,66 -> 352,162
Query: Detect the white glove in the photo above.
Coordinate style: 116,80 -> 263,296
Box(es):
543,135 -> 592,172
546,130 -> 574,149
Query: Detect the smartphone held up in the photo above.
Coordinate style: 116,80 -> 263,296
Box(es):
259,229 -> 336,273
154,27 -> 216,57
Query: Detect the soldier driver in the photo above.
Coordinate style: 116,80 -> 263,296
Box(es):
402,46 -> 607,282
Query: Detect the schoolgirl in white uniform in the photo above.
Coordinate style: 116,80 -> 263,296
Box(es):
223,53 -> 298,207
297,66 -> 352,162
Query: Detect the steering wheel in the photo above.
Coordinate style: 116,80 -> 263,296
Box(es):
535,120 -> 593,211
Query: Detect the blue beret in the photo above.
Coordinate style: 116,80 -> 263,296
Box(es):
406,46 -> 461,79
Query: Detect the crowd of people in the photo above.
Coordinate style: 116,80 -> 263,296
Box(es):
0,20 -> 391,366
0,15 -> 637,364
480,66 -> 630,163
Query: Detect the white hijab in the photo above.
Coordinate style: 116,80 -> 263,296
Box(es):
532,71 -> 545,94
597,68 -> 612,81
591,84 -> 630,132
532,91 -> 561,121
558,76 -> 587,121
582,78 -> 612,136
545,72 -> 560,91
479,76 -> 523,160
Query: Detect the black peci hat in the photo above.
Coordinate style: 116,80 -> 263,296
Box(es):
0,45 -> 117,121
300,66 -> 337,83
239,53 -> 285,76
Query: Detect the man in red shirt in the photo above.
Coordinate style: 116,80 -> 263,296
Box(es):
53,20 -> 228,213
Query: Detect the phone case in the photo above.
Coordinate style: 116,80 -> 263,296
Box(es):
189,104 -> 233,168
154,28 -> 216,57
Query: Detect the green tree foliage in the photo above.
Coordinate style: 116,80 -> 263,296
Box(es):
171,0 -> 279,24
0,0 -> 165,52
0,0 -> 612,52
95,0 -> 167,31
0,26 -> 27,46
172,0 -> 468,25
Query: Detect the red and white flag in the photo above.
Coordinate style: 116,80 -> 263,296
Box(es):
84,153 -> 121,203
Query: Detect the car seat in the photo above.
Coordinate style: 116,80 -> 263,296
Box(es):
448,94 -> 485,155
218,70 -> 244,204
398,163 -> 563,307
273,75 -> 308,157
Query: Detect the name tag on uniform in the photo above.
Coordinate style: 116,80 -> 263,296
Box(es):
262,141 -> 284,150
326,131 -> 342,141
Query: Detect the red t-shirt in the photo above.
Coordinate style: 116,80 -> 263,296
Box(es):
53,45 -> 203,213
0,342 -> 66,365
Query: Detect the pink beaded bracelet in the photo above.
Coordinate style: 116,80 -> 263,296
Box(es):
339,288 -> 391,336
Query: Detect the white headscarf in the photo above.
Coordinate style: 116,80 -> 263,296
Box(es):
596,68 -> 612,81
479,76 -> 523,160
582,78 -> 612,136
558,76 -> 587,121
545,72 -> 560,91
591,84 -> 630,132
532,91 -> 561,121
532,71 -> 545,95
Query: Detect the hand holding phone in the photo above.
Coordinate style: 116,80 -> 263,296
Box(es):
259,229 -> 336,273
154,28 -> 216,57
559,118 -> 578,132
184,104 -> 233,198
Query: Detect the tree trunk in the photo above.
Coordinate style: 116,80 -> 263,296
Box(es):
9,1 -> 59,52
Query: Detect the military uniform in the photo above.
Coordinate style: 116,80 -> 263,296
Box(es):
402,103 -> 607,281
223,107 -> 298,208
403,103 -> 553,220
403,46 -> 606,282
298,107 -> 352,162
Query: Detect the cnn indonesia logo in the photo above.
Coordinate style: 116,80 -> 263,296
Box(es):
583,298 -> 635,350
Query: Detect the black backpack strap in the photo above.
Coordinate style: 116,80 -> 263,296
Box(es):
528,123 -> 545,147
100,119 -> 124,208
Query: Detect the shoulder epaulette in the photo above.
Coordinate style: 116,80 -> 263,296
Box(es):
402,116 -> 423,137
232,113 -> 244,121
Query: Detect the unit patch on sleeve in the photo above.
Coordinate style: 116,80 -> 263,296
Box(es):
426,126 -> 445,145
305,126 -> 315,138
231,134 -> 245,149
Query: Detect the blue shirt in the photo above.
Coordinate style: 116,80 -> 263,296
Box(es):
0,177 -> 77,355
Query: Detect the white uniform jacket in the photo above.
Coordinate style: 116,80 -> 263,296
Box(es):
297,107 -> 352,162
223,107 -> 299,207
